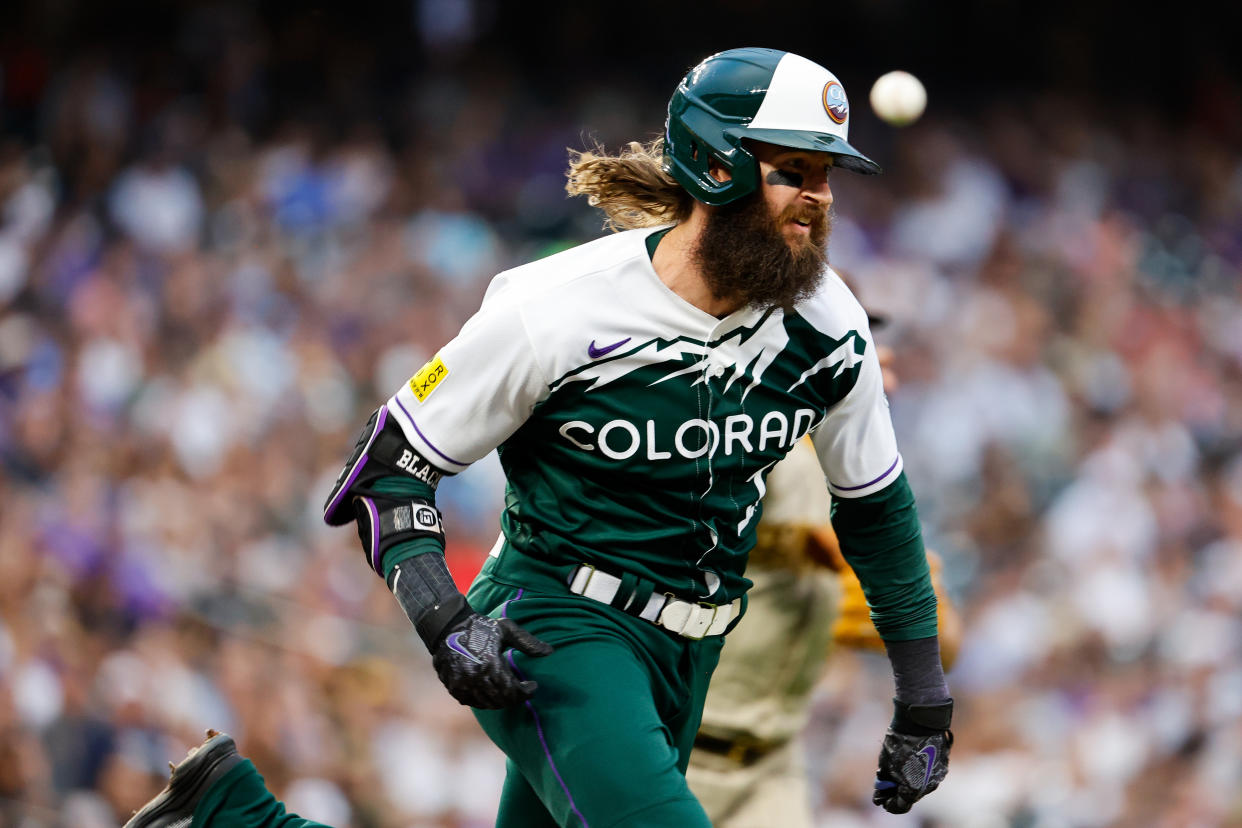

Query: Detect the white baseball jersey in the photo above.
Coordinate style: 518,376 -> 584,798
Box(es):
387,226 -> 901,603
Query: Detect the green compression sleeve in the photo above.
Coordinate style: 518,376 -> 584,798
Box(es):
830,472 -> 938,641
371,475 -> 445,580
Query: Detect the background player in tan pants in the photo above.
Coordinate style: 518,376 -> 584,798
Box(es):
687,348 -> 962,828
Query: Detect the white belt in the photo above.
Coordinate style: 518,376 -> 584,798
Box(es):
568,565 -> 739,640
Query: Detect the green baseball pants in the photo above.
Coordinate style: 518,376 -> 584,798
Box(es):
467,547 -> 724,828
186,546 -> 724,828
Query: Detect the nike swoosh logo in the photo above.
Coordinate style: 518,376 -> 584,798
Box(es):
446,632 -> 483,664
918,745 -> 937,789
587,337 -> 631,359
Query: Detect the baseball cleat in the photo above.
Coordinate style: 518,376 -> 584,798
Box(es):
124,730 -> 242,828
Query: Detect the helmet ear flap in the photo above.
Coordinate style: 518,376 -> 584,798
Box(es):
664,104 -> 760,206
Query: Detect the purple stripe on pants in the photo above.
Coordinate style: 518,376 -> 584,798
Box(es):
501,589 -> 525,618
503,596 -> 588,828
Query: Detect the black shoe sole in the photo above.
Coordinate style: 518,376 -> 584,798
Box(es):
124,733 -> 242,828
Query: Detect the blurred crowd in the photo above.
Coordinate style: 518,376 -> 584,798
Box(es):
2,5 -> 1242,827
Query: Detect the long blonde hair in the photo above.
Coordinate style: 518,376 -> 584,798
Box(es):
565,139 -> 693,231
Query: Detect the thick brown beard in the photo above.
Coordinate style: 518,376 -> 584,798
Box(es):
692,193 -> 831,311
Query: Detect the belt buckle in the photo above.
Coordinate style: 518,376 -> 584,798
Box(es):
569,563 -> 597,595
681,602 -> 718,640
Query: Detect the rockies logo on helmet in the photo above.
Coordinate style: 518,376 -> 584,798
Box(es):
822,80 -> 849,124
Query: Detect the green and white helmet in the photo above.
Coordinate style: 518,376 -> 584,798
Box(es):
664,47 -> 880,206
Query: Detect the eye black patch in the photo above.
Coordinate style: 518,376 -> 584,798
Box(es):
765,169 -> 804,188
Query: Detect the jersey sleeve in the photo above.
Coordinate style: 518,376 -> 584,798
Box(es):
810,331 -> 903,498
387,294 -> 549,474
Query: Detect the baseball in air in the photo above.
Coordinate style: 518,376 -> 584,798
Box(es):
869,71 -> 927,126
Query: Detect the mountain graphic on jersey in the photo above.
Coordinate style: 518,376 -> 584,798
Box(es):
551,309 -> 864,402
498,309 -> 867,601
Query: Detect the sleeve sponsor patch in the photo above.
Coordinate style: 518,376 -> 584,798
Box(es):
409,356 -> 449,402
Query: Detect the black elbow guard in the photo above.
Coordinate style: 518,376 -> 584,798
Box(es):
324,406 -> 447,526
325,406 -> 449,575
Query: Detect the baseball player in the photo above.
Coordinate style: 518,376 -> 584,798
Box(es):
128,47 -> 953,827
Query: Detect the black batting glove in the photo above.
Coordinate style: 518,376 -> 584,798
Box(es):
431,609 -> 554,709
387,556 -> 554,710
873,698 -> 953,814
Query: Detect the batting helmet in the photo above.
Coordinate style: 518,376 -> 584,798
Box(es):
664,47 -> 880,206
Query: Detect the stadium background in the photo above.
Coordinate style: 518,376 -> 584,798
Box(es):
1,0 -> 1241,825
